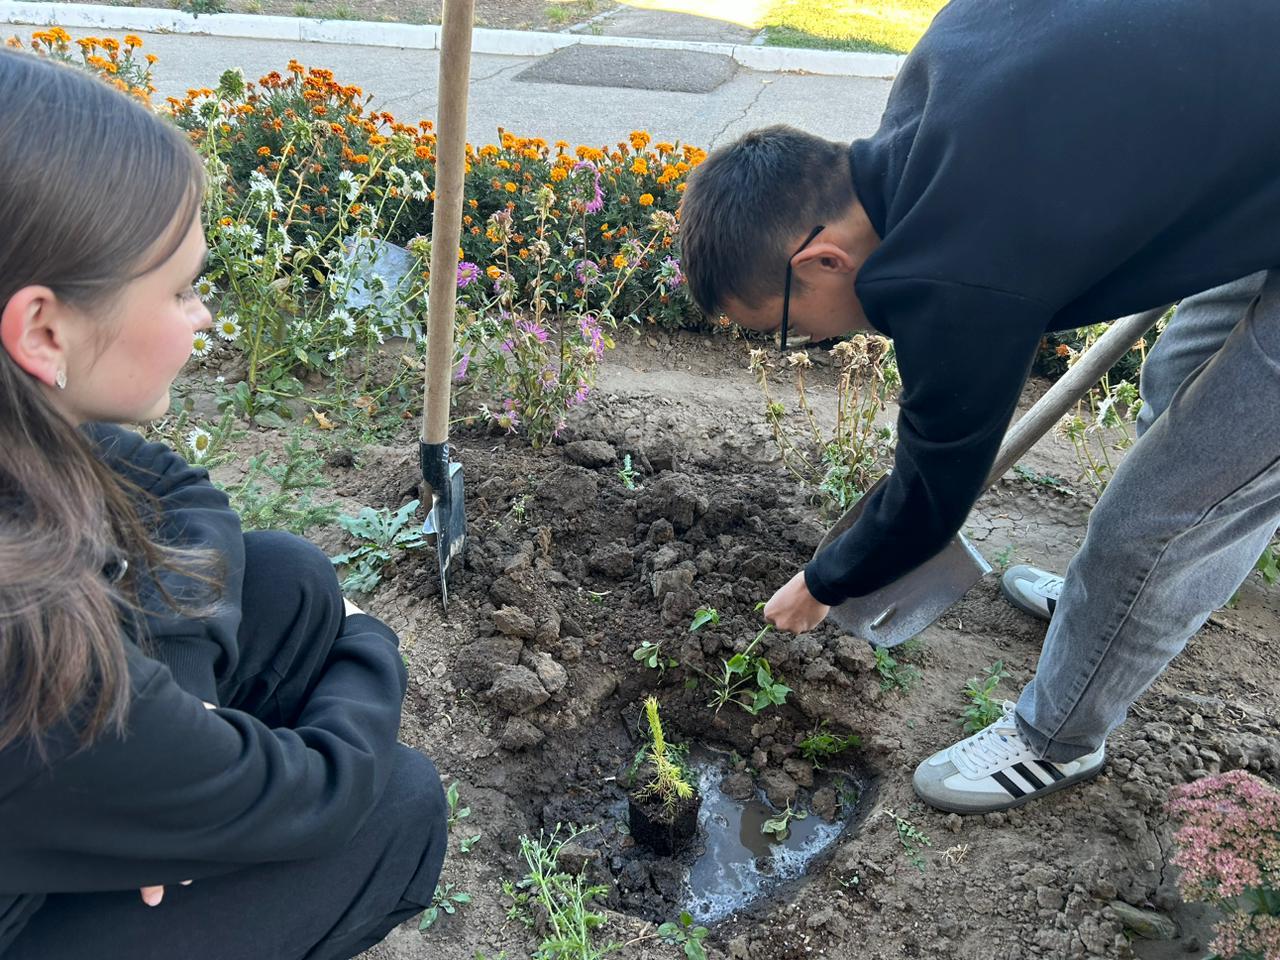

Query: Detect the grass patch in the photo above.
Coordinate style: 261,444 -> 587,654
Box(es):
761,0 -> 947,55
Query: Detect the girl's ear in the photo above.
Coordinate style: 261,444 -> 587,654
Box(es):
0,286 -> 69,388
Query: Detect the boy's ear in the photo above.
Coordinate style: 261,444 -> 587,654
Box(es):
0,286 -> 69,388
792,241 -> 857,274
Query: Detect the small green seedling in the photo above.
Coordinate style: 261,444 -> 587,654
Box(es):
635,697 -> 696,814
502,825 -> 618,960
799,724 -> 862,769
992,544 -> 1015,572
884,808 -> 932,873
618,454 -> 640,490
960,660 -> 1010,733
1013,464 -> 1074,494
873,646 -> 920,694
761,802 -> 808,842
657,912 -> 710,960
689,607 -> 720,632
329,499 -> 427,594
691,605 -> 789,715
419,882 -> 471,930
446,781 -> 472,831
706,624 -> 790,716
460,833 -> 482,854
633,640 -> 676,674
508,492 -> 532,523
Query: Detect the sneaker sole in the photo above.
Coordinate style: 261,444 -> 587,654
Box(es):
999,571 -> 1054,623
916,759 -> 1106,815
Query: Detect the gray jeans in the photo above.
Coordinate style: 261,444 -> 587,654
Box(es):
1016,270 -> 1280,762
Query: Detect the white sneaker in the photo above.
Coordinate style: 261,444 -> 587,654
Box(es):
912,702 -> 1105,814
1001,564 -> 1064,622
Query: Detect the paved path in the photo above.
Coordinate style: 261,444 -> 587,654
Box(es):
28,25 -> 891,147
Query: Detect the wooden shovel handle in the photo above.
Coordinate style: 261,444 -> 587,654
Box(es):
985,305 -> 1168,485
422,0 -> 476,445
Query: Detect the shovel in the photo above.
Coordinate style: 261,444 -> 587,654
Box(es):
816,306 -> 1167,647
419,0 -> 475,612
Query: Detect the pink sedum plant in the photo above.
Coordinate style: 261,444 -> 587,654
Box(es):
1168,769 -> 1280,959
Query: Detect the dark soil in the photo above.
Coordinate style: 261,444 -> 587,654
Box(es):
179,328 -> 1280,960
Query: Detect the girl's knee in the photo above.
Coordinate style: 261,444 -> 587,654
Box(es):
242,530 -> 342,619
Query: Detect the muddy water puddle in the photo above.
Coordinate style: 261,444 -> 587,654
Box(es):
639,748 -> 869,924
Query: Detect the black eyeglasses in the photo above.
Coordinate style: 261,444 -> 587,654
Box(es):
780,224 -> 825,353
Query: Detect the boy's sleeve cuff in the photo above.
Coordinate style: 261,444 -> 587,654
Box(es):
803,565 -> 845,607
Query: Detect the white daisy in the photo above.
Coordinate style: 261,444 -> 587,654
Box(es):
215,313 -> 241,342
187,427 -> 213,462
331,310 -> 355,337
191,332 -> 213,358
385,165 -> 409,190
194,276 -> 218,302
408,171 -> 430,202
337,169 -> 360,202
328,346 -> 349,362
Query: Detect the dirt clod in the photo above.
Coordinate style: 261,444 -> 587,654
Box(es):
564,439 -> 617,469
485,665 -> 550,716
760,769 -> 798,809
499,717 -> 545,752
493,605 -> 537,640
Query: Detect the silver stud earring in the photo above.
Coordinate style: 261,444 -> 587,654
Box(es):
54,369 -> 67,390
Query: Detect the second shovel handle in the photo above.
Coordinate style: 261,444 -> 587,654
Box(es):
985,306 -> 1168,486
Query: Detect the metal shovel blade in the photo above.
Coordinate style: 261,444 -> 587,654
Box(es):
814,476 -> 991,648
420,442 -> 467,612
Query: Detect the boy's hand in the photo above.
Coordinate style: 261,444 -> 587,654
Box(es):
764,571 -> 830,634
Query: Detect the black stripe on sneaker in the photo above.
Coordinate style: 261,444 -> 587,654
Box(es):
991,770 -> 1026,799
1035,760 -> 1066,783
1012,763 -> 1048,791
1046,597 -> 1057,615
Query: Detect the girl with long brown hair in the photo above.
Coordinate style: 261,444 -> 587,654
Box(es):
0,46 -> 446,959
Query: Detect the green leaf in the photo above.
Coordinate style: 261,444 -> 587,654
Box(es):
689,607 -> 720,632
255,409 -> 289,430
686,940 -> 707,960
418,906 -> 440,931
725,653 -> 748,674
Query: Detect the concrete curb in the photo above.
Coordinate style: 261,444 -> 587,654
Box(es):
0,0 -> 904,77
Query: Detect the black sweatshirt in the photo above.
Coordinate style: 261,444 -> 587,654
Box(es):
804,0 -> 1280,605
0,427 -> 408,952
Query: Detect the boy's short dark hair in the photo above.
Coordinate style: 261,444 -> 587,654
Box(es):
679,125 -> 854,318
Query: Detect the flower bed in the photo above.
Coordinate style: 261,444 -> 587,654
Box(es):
8,27 -> 703,444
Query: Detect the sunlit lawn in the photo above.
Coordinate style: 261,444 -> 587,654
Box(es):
762,0 -> 948,54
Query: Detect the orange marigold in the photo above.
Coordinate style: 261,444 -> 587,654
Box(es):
612,254 -> 627,270
638,193 -> 654,206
